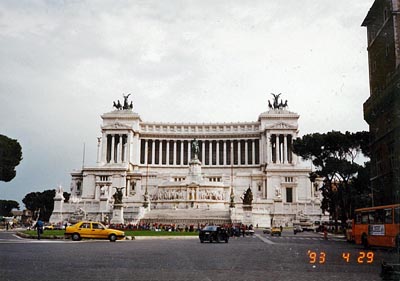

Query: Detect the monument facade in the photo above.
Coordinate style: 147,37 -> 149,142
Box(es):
50,94 -> 326,227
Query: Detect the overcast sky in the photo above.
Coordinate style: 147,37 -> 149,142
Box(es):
0,0 -> 374,207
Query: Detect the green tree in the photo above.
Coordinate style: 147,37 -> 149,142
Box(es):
0,135 -> 22,182
348,161 -> 372,212
22,190 -> 71,221
0,200 -> 20,216
293,131 -> 370,230
22,190 -> 55,221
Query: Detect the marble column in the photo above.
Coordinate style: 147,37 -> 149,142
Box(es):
266,132 -> 271,164
173,140 -> 177,165
283,135 -> 288,164
209,141 -> 213,165
223,140 -> 227,165
275,135 -> 279,164
151,139 -> 155,165
188,140 -> 191,162
238,140 -> 241,165
252,140 -> 255,165
117,134 -> 122,163
144,139 -> 148,165
158,140 -> 163,165
122,135 -> 127,163
216,141 -> 220,165
127,132 -> 132,164
111,135 -> 115,163
245,140 -> 248,165
202,141 -> 205,163
166,141 -> 170,165
180,140 -> 184,165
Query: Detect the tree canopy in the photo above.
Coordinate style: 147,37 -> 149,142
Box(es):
22,190 -> 70,222
0,134 -> 22,182
293,131 -> 370,226
0,200 -> 20,217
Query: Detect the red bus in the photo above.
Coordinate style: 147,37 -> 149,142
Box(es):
354,204 -> 400,248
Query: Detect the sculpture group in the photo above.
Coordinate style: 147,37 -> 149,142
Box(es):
268,93 -> 288,110
113,94 -> 133,110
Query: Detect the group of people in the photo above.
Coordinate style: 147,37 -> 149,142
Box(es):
106,222 -> 257,235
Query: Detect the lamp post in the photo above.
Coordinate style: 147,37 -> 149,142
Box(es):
230,143 -> 235,208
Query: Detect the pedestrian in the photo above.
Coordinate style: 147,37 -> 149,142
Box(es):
280,225 -> 283,232
6,222 -> 9,231
323,226 -> 328,240
35,219 -> 44,240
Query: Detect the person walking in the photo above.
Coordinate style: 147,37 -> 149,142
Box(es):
35,219 -> 44,240
323,226 -> 328,240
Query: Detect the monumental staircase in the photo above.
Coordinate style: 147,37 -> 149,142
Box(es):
139,208 -> 231,225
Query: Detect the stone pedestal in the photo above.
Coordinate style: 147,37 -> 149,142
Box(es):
242,204 -> 253,225
188,159 -> 202,182
49,188 -> 65,224
110,204 -> 124,224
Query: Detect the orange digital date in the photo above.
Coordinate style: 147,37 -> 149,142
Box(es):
307,251 -> 374,264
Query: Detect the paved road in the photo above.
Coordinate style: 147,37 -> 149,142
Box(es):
0,230 -> 397,281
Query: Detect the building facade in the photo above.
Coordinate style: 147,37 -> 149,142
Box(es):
362,0 -> 400,205
50,95 -> 325,227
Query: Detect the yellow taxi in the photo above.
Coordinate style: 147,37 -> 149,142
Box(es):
271,226 -> 282,236
44,224 -> 54,230
64,221 -> 125,242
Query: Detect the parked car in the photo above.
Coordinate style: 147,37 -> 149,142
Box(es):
199,226 -> 229,243
64,221 -> 125,242
43,224 -> 54,230
263,228 -> 271,234
271,226 -> 282,236
53,224 -> 66,230
293,225 -> 303,234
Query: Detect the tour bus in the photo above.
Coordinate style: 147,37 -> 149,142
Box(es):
354,204 -> 400,248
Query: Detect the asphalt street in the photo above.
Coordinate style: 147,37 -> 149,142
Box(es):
0,230 -> 398,281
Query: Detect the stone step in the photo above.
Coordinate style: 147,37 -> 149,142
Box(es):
143,209 -> 230,219
140,209 -> 231,225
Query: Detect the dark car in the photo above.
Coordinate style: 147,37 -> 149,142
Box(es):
199,226 -> 229,243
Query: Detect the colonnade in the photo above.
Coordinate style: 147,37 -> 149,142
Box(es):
102,134 -> 129,163
100,133 -> 294,166
266,133 -> 293,164
140,139 -> 260,166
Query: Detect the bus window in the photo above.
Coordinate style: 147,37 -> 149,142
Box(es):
395,207 -> 400,224
368,211 -> 375,224
361,212 -> 369,224
375,209 -> 384,223
355,213 -> 362,224
384,208 -> 393,224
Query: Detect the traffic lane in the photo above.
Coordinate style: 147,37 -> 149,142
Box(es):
0,230 -> 22,240
0,236 -> 391,281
